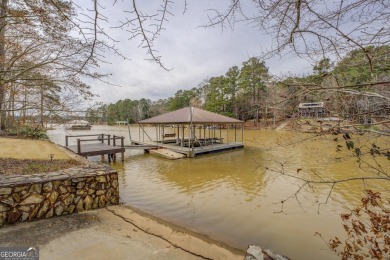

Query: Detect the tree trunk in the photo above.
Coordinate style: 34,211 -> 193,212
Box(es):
10,84 -> 14,122
40,86 -> 44,127
0,0 -> 8,130
22,87 -> 27,124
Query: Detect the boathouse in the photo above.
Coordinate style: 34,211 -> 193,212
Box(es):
115,121 -> 128,126
298,102 -> 327,117
133,107 -> 244,157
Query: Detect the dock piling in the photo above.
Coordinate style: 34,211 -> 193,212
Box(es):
77,139 -> 81,154
121,137 -> 125,161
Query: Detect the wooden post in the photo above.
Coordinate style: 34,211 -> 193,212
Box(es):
101,134 -> 104,143
181,125 -> 184,148
121,137 -> 125,161
162,126 -> 164,141
156,125 -> 158,147
177,125 -> 179,144
113,135 -> 116,146
77,139 -> 81,154
242,123 -> 244,142
235,124 -> 237,142
212,126 -> 214,146
227,125 -> 229,143
108,134 -> 111,145
65,136 -> 69,147
220,126 -> 222,143
101,154 -> 105,161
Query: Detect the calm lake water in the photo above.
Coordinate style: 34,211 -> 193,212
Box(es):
48,125 -> 390,259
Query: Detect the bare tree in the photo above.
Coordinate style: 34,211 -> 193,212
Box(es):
0,0 -> 106,129
205,0 -> 390,121
0,0 -> 184,130
206,1 -> 390,63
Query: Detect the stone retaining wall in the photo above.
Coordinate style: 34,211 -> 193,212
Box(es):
0,164 -> 119,227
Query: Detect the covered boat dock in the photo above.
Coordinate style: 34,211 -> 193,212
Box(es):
132,107 -> 244,158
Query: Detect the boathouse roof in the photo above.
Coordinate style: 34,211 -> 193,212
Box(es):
138,107 -> 243,124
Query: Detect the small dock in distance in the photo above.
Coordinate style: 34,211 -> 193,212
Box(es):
65,134 -> 125,162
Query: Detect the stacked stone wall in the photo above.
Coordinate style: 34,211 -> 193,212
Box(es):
0,164 -> 119,226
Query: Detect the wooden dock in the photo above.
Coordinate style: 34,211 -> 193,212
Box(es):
125,143 -> 159,149
167,142 -> 244,157
65,134 -> 125,162
130,140 -> 243,158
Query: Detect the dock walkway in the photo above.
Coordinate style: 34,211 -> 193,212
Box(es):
131,140 -> 243,158
65,134 -> 125,162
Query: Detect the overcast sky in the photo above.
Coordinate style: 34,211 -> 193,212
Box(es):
88,1 -> 313,104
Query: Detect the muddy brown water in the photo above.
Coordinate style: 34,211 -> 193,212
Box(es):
48,125 -> 390,259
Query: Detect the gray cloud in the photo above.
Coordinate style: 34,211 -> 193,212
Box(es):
90,1 -> 312,104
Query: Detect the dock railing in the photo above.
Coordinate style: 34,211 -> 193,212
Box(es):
66,134 -> 124,149
65,134 -> 125,158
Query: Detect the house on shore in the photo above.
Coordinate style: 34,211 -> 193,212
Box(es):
115,121 -> 128,126
65,120 -> 92,130
298,102 -> 327,117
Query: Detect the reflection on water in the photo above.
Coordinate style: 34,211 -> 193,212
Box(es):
48,125 -> 389,259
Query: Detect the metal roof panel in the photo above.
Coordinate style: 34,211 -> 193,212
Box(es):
138,107 -> 243,124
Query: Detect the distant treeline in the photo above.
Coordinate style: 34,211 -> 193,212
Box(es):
86,46 -> 390,125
